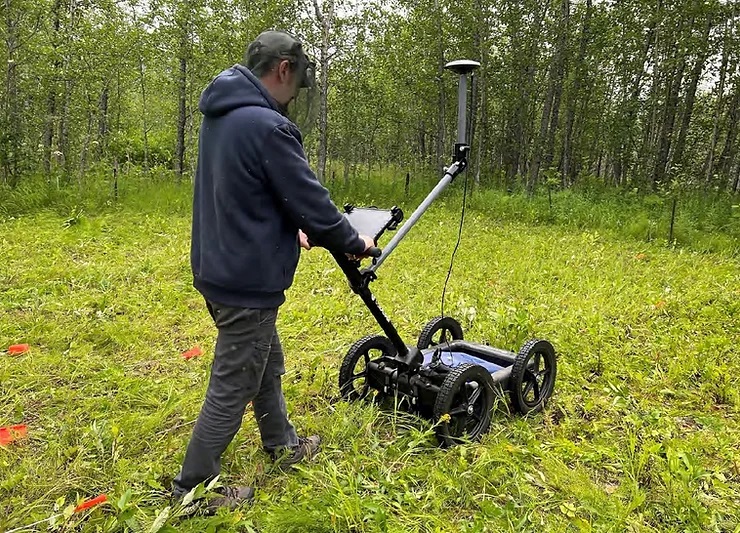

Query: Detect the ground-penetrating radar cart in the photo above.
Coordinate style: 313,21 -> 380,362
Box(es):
332,60 -> 557,446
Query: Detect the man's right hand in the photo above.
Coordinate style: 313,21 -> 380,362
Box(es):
348,234 -> 377,260
360,235 -> 376,255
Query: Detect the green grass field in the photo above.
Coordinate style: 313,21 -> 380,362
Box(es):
1,189 -> 739,532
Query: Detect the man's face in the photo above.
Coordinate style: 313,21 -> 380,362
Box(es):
275,59 -> 302,106
261,55 -> 317,132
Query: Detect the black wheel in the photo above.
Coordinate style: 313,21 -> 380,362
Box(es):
417,316 -> 464,350
510,339 -> 557,415
339,335 -> 396,401
433,363 -> 495,447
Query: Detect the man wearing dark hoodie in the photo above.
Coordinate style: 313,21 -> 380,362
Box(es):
172,30 -> 375,511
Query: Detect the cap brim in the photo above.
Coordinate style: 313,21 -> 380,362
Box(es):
301,61 -> 316,88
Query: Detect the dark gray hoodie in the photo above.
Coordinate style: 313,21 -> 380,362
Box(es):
191,65 -> 365,308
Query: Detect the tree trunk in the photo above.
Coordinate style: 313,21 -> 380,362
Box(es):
717,82 -> 739,180
468,69 -> 478,186
529,0 -> 568,194
652,28 -> 687,189
503,2 -> 549,188
615,12 -> 657,186
434,0 -> 445,177
639,14 -> 666,186
543,0 -> 568,175
343,159 -> 350,186
474,69 -> 487,187
43,91 -> 57,177
561,0 -> 591,187
470,0 -> 482,188
705,19 -> 729,186
115,69 -> 121,133
435,77 -> 445,177
642,62 -> 663,183
175,55 -> 187,179
58,77 -> 72,184
98,83 -> 109,159
79,99 -> 94,183
529,68 -> 554,194
3,0 -> 21,187
43,0 -> 63,177
672,17 -> 711,171
502,17 -> 524,186
138,54 -> 149,172
544,77 -> 564,174
312,0 -> 334,184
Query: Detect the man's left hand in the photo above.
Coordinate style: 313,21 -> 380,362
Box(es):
299,230 -> 311,250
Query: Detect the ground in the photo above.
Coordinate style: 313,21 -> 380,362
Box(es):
1,199 -> 738,532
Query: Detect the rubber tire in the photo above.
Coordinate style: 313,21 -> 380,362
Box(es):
433,363 -> 495,447
338,335 -> 395,401
417,316 -> 464,350
509,339 -> 557,415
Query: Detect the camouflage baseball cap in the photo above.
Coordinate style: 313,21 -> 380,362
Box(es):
244,30 -> 315,88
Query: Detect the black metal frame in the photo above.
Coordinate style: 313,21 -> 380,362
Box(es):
330,249 -> 421,366
366,340 -> 520,414
330,137 -> 471,371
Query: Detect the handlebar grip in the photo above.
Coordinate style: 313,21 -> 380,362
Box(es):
368,247 -> 382,258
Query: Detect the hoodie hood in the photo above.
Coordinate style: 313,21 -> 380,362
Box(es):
198,64 -> 281,118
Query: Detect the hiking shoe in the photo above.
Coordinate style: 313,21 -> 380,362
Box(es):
269,435 -> 321,469
175,485 -> 255,516
203,486 -> 255,514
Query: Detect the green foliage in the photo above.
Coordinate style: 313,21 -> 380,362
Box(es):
2,171 -> 738,256
462,186 -> 739,256
1,185 -> 739,531
3,0 -> 740,194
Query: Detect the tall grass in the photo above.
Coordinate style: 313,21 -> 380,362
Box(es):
1,167 -> 738,256
1,193 -> 739,531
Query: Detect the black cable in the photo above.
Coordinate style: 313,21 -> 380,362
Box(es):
441,168 -> 469,318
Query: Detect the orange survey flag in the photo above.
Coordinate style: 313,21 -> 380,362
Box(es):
74,494 -> 108,513
182,346 -> 203,360
7,344 -> 30,355
0,424 -> 27,446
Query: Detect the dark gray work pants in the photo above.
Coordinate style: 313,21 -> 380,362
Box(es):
172,302 -> 298,496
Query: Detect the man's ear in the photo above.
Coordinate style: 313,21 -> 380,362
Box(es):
277,59 -> 292,82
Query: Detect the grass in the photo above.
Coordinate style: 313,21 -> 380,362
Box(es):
2,167 -> 739,257
1,179 -> 739,532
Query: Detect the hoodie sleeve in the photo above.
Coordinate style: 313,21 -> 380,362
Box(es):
261,123 -> 367,255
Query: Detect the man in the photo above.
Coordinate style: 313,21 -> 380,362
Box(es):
172,30 -> 375,511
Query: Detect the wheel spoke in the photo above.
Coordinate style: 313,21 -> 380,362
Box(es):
450,404 -> 468,416
536,368 -> 551,393
532,379 -> 540,401
467,385 -> 482,406
348,350 -> 371,384
465,412 -> 481,432
347,348 -> 376,398
523,379 -> 535,400
529,353 -> 541,373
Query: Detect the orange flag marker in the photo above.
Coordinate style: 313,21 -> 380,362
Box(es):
0,424 -> 27,446
73,494 -> 108,513
182,346 -> 203,360
7,344 -> 30,355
